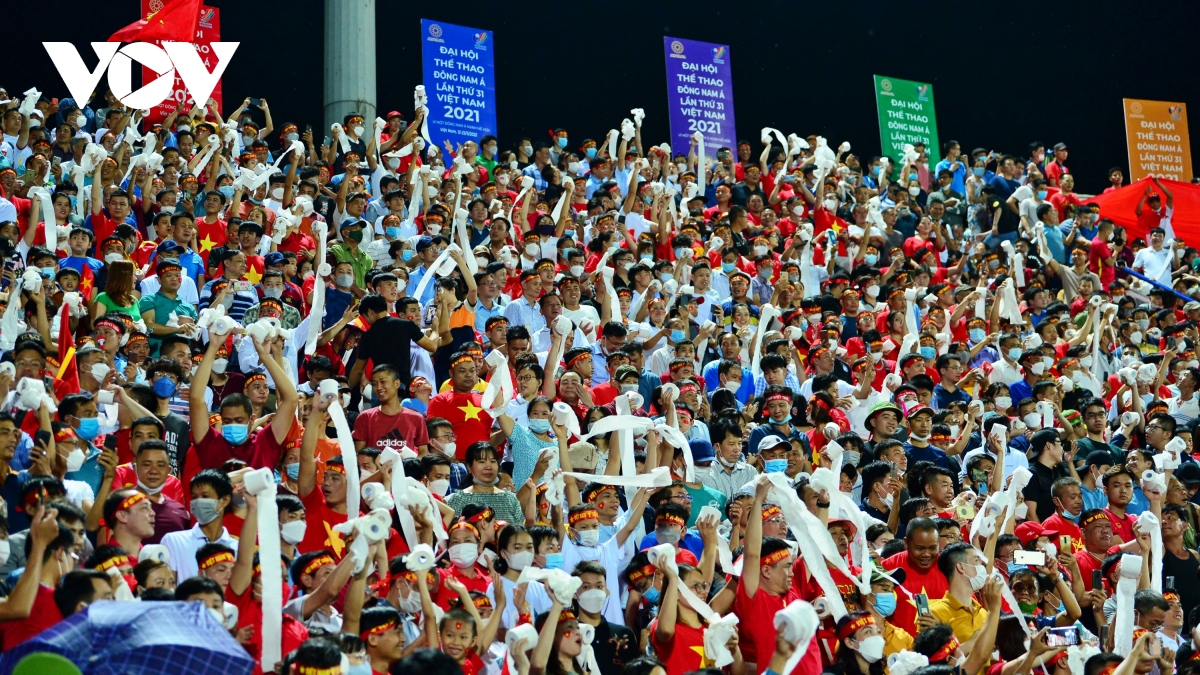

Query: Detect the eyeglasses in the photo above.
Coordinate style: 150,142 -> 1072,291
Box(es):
688,581 -> 711,595
670,494 -> 693,502
1148,425 -> 1166,432
434,433 -> 457,442
517,374 -> 537,383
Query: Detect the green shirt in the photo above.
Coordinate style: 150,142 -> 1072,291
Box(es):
138,290 -> 198,354
683,483 -> 727,527
329,243 -> 374,288
94,292 -> 142,323
1075,436 -> 1124,466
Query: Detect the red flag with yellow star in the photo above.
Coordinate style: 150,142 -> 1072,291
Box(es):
195,219 -> 227,268
78,264 -> 95,301
108,0 -> 201,43
243,254 -> 264,285
54,303 -> 80,400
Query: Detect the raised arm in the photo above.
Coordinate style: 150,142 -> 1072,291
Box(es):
229,489 -> 258,595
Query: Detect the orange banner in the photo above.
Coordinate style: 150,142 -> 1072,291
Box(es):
1123,98 -> 1192,182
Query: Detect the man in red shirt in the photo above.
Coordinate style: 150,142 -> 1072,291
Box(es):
196,190 -> 229,268
736,476 -> 823,675
353,363 -> 431,454
88,183 -> 136,258
882,517 -> 949,599
427,352 -> 494,459
1074,509 -> 1113,593
1102,466 -> 1138,544
0,505 -> 80,649
1041,479 -> 1085,554
1088,220 -> 1122,288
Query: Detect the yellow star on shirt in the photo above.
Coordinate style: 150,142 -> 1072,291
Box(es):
689,645 -> 713,667
323,521 -> 346,557
199,234 -> 216,253
244,266 -> 263,285
459,400 -> 484,421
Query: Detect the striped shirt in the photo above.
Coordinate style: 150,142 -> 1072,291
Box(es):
445,487 -> 524,526
702,461 -> 760,501
199,279 -> 259,323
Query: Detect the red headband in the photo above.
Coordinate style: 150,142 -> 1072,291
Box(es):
119,492 -> 148,512
932,636 -> 960,663
567,353 -> 591,369
361,619 -> 397,640
449,520 -> 480,539
765,393 -> 791,405
762,505 -> 782,521
451,354 -> 474,369
628,563 -> 656,582
1081,511 -> 1109,528
569,509 -> 599,525
762,547 -> 791,567
302,554 -> 336,576
95,554 -> 131,573
465,507 -> 494,525
655,513 -> 686,528
201,551 -> 236,571
837,614 -> 876,640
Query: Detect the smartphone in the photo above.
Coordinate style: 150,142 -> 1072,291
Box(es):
970,469 -> 987,483
249,97 -> 261,107
914,593 -> 930,616
323,135 -> 333,147
1167,576 -> 1176,592
1045,626 -> 1080,647
1092,570 -> 1103,591
305,125 -> 312,135
1014,550 -> 1046,566
51,156 -> 61,167
34,430 -> 51,448
1148,636 -> 1163,659
1059,535 -> 1072,552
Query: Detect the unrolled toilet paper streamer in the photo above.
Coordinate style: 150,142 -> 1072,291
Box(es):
750,304 -> 781,378
319,380 -> 361,518
810,463 -> 870,592
693,131 -> 706,195
562,465 -> 673,488
763,473 -> 857,618
1114,553 -> 1143,656
577,623 -> 603,675
647,544 -> 740,668
774,599 -> 820,675
999,466 -> 1031,534
1135,511 -> 1163,593
243,468 -> 283,671
380,449 -> 421,552
516,567 -> 582,605
482,350 -> 515,419
304,221 -> 329,355
410,243 -> 462,307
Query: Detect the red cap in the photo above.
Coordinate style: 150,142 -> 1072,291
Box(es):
827,518 -> 858,541
1015,521 -> 1059,546
386,110 -> 403,119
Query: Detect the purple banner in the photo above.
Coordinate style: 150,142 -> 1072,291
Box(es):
664,37 -> 737,159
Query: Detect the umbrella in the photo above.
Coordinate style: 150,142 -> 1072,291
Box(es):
0,601 -> 255,675
1083,176 -> 1200,245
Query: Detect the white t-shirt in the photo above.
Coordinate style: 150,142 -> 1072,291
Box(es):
1133,246 -> 1173,287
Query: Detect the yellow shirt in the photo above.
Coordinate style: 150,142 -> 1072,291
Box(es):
883,622 -> 913,659
928,591 -> 988,644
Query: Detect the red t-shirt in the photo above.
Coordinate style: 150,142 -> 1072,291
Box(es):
227,582 -> 309,675
649,619 -> 708,674
882,550 -> 949,599
1042,513 -> 1084,554
90,211 -> 126,252
434,565 -> 492,611
589,382 -> 620,407
278,230 -> 316,259
1088,238 -> 1116,287
1074,550 -> 1108,592
1044,161 -> 1069,187
734,580 -> 823,675
194,425 -> 288,472
350,406 -> 430,452
196,219 -> 228,268
0,584 -> 62,649
300,486 -> 350,559
1104,508 -> 1137,544
426,391 -> 493,460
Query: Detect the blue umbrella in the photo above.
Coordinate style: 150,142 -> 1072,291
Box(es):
0,601 -> 255,675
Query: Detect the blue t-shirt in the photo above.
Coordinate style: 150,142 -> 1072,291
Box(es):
988,174 -> 1020,200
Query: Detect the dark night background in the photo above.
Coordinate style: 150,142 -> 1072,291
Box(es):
10,0 -> 1200,194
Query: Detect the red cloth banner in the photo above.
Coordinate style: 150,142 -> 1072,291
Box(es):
137,2 -> 223,124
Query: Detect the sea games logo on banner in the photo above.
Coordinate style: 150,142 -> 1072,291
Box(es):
43,41 -> 239,109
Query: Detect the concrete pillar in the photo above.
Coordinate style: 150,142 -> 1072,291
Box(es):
324,0 -> 376,130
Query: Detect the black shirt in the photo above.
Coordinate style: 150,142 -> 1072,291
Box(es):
160,412 -> 191,476
358,317 -> 424,388
1025,461 -> 1070,522
588,617 -> 639,675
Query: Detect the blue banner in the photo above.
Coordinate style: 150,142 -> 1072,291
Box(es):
421,19 -> 497,149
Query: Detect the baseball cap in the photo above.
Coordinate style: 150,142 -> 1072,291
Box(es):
1085,450 -> 1115,470
1175,462 -> 1200,486
756,434 -> 790,455
1053,142 -> 1069,152
1015,521 -> 1059,546
264,252 -> 286,267
415,236 -> 436,253
689,439 -> 715,464
155,258 -> 182,275
385,110 -> 404,120
904,403 -> 933,420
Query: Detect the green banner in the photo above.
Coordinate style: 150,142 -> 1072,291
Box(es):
873,75 -> 940,174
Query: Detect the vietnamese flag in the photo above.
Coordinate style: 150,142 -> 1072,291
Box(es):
54,302 -> 80,400
195,219 -> 227,269
78,264 -> 95,301
108,0 -> 202,43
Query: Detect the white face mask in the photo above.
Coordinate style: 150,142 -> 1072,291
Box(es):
969,562 -> 988,591
281,520 -> 307,545
995,396 -> 1012,410
1023,413 -> 1042,430
568,161 -> 580,173
104,252 -> 123,263
577,588 -> 608,614
824,199 -> 838,211
0,539 -> 11,567
693,466 -> 712,482
569,265 -> 585,277
908,186 -> 921,196
449,543 -> 479,568
1030,362 -> 1046,375
577,529 -> 601,547
792,205 -> 804,216
1130,331 -> 1143,345
525,244 -> 539,256
505,550 -> 534,571
438,441 -> 457,459
754,245 -> 769,257
270,187 -> 284,201
857,635 -> 886,663
497,174 -> 510,185
212,358 -> 229,375
352,125 -> 365,137
91,362 -> 111,382
428,479 -> 450,497
65,448 -> 86,472
395,585 -> 423,613
866,284 -> 880,297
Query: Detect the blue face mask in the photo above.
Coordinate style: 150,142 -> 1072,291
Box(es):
970,328 -> 986,344
386,226 -> 402,239
764,458 -> 788,474
286,462 -> 300,480
218,185 -> 235,200
864,254 -> 878,265
920,346 -> 936,359
1037,191 -> 1048,200
557,137 -> 568,149
585,147 -> 597,159
909,174 -> 918,182
1007,347 -> 1023,361
640,254 -> 653,261
641,586 -> 661,603
401,249 -> 415,262
222,423 -> 249,445
721,262 -> 736,273
347,663 -> 373,675
153,377 -> 177,399
671,330 -> 687,343
873,592 -> 897,617
76,416 -> 100,441
1007,562 -> 1027,575
529,419 -> 551,434
68,195 -> 78,210
973,167 -> 985,177
543,552 -> 564,570
872,166 -> 881,176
